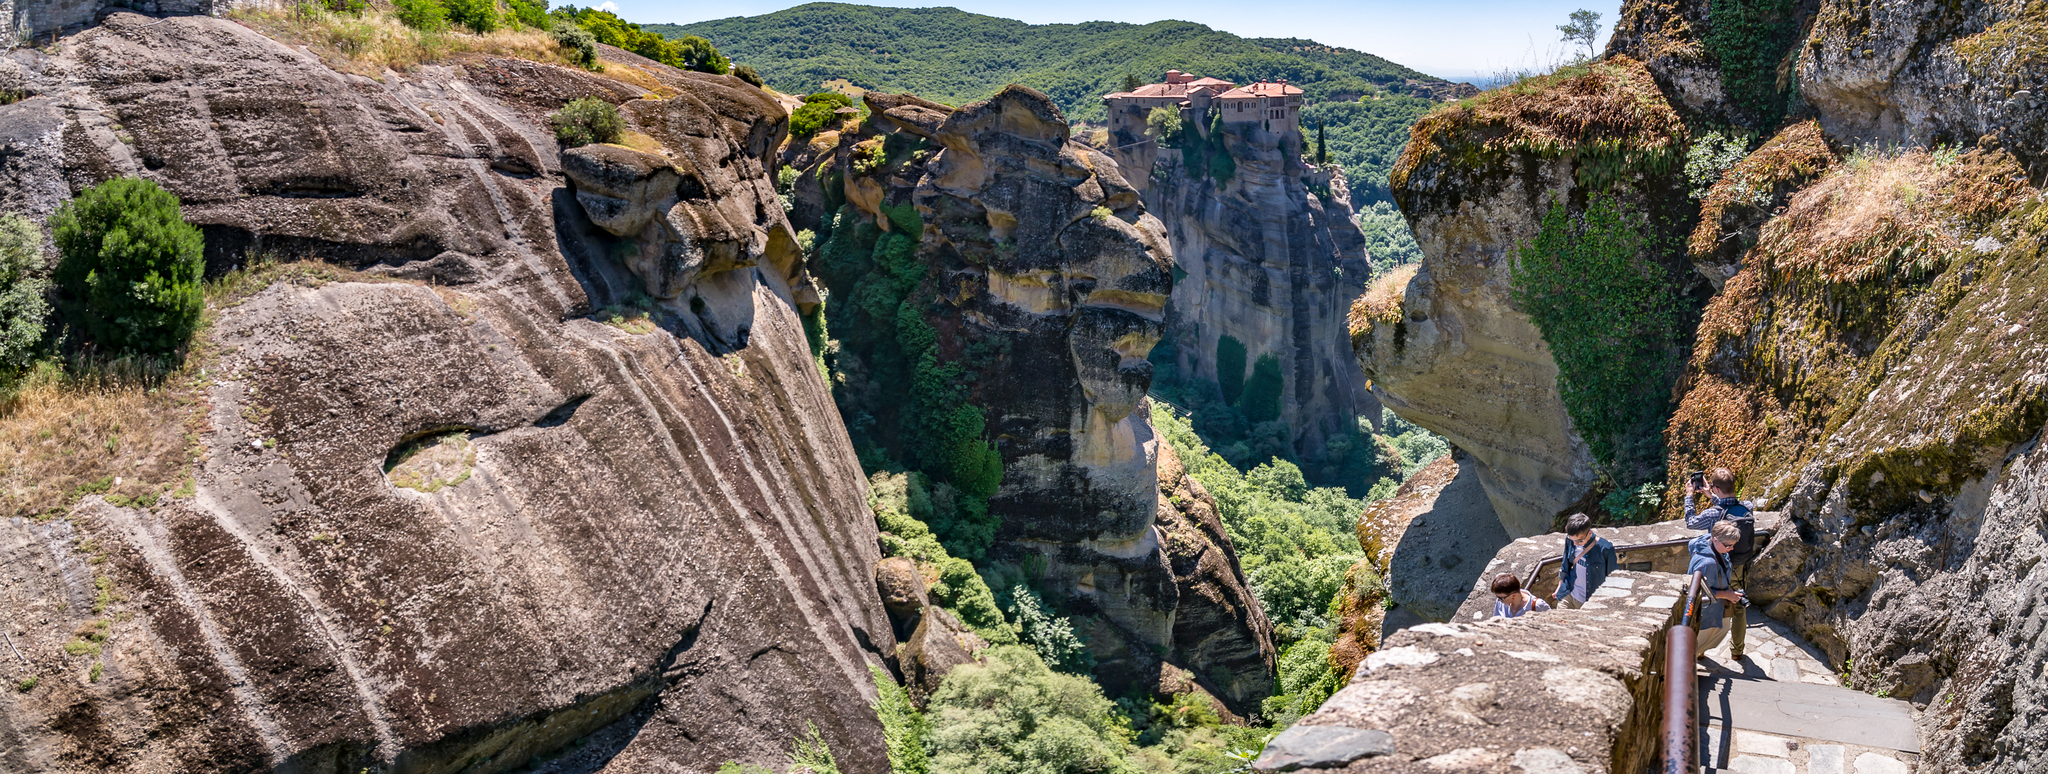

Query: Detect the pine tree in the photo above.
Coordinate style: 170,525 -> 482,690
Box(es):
1316,120 -> 1328,165
1121,73 -> 1142,92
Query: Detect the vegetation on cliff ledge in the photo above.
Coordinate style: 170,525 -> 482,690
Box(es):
1392,56 -> 1684,198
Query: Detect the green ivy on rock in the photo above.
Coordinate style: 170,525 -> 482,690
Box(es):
1510,194 -> 1688,480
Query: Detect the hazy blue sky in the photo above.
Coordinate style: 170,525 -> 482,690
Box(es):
601,0 -> 1624,82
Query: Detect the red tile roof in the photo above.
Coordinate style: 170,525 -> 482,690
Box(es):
1217,80 -> 1305,99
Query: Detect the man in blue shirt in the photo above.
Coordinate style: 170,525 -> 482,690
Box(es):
1685,467 -> 1756,659
1553,513 -> 1618,609
1687,521 -> 1750,660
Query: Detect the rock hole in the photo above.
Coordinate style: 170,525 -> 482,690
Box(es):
534,395 -> 590,428
382,428 -> 479,493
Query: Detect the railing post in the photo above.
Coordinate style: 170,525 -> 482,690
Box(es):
1663,571 -> 1705,774
1663,623 -> 1697,773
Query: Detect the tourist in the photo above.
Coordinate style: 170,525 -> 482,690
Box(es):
1553,513 -> 1617,609
1684,467 -> 1756,659
1687,520 -> 1749,658
1491,573 -> 1549,618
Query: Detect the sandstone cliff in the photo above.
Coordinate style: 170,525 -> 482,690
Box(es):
786,88 -> 1278,712
1355,57 -> 1700,537
1113,118 -> 1379,471
0,16 -> 891,772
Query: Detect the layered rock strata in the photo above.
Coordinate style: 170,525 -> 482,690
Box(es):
0,15 -> 889,772
1117,119 -> 1378,459
785,89 -> 1277,711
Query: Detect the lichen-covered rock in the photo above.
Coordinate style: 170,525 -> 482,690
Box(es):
0,14 -> 891,773
1663,141 -> 2045,772
1801,0 -> 2048,176
1361,57 -> 1696,537
1604,0 -> 1813,131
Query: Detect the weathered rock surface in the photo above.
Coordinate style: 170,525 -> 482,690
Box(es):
1272,571 -> 1687,774
1353,452 -> 1508,623
782,87 -> 1277,711
1666,137 -> 2046,772
1359,57 -> 1696,538
1119,120 -> 1378,461
0,14 -> 892,773
1799,0 -> 2048,176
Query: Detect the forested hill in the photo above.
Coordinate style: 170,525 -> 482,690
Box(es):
653,3 -> 1469,200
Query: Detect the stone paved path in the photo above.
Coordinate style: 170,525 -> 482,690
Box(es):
1695,616 -> 1919,774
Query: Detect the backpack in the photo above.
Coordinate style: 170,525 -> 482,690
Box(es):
1721,499 -> 1757,565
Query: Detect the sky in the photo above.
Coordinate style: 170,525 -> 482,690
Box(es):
596,0 -> 1624,83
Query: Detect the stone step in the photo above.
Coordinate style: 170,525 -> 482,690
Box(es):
1700,676 -> 1920,753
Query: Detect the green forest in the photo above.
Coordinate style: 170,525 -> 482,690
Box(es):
657,3 -> 1461,202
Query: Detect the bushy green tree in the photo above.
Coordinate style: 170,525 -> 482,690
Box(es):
506,0 -> 548,29
1357,201 -> 1420,268
1238,354 -> 1283,423
0,213 -> 50,372
790,92 -> 855,138
51,178 -> 204,357
1249,553 -> 1360,627
733,64 -> 766,87
1246,458 -> 1307,503
550,20 -> 599,68
443,0 -> 498,33
392,0 -> 448,32
556,7 -> 729,73
548,97 -> 624,146
926,646 -> 1136,774
1008,586 -> 1092,674
1145,107 -> 1182,146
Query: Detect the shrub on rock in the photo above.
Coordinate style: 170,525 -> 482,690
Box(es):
51,178 -> 204,357
0,213 -> 50,372
392,0 -> 448,32
549,97 -> 624,147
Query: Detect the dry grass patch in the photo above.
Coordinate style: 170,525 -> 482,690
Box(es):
233,5 -> 576,77
0,365 -> 198,520
1348,263 -> 1418,342
0,260 -> 393,520
1394,56 -> 1684,192
1689,120 -> 1836,260
1760,146 -> 2031,285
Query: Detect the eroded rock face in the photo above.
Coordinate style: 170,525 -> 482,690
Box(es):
913,87 -> 1275,708
1362,58 -> 1696,538
0,15 -> 889,773
1117,121 -> 1378,460
1800,0 -> 2048,177
1354,453 -> 1509,623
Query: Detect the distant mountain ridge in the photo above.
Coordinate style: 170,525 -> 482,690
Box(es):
653,2 -> 1470,200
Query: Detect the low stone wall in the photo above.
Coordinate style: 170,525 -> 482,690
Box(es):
1450,515 -> 1780,623
1256,570 -> 1690,773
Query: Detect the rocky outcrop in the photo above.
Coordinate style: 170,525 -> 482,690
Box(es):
1604,0 -> 1814,131
1358,57 -> 1697,538
1799,0 -> 2048,176
0,14 -> 892,773
1352,453 -> 1508,623
1119,119 -> 1378,462
783,88 -> 1278,712
1666,139 -> 2045,772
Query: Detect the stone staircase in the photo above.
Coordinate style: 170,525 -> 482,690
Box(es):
1695,616 -> 1919,774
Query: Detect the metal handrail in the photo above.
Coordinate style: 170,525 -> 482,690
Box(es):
1662,571 -> 1708,774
